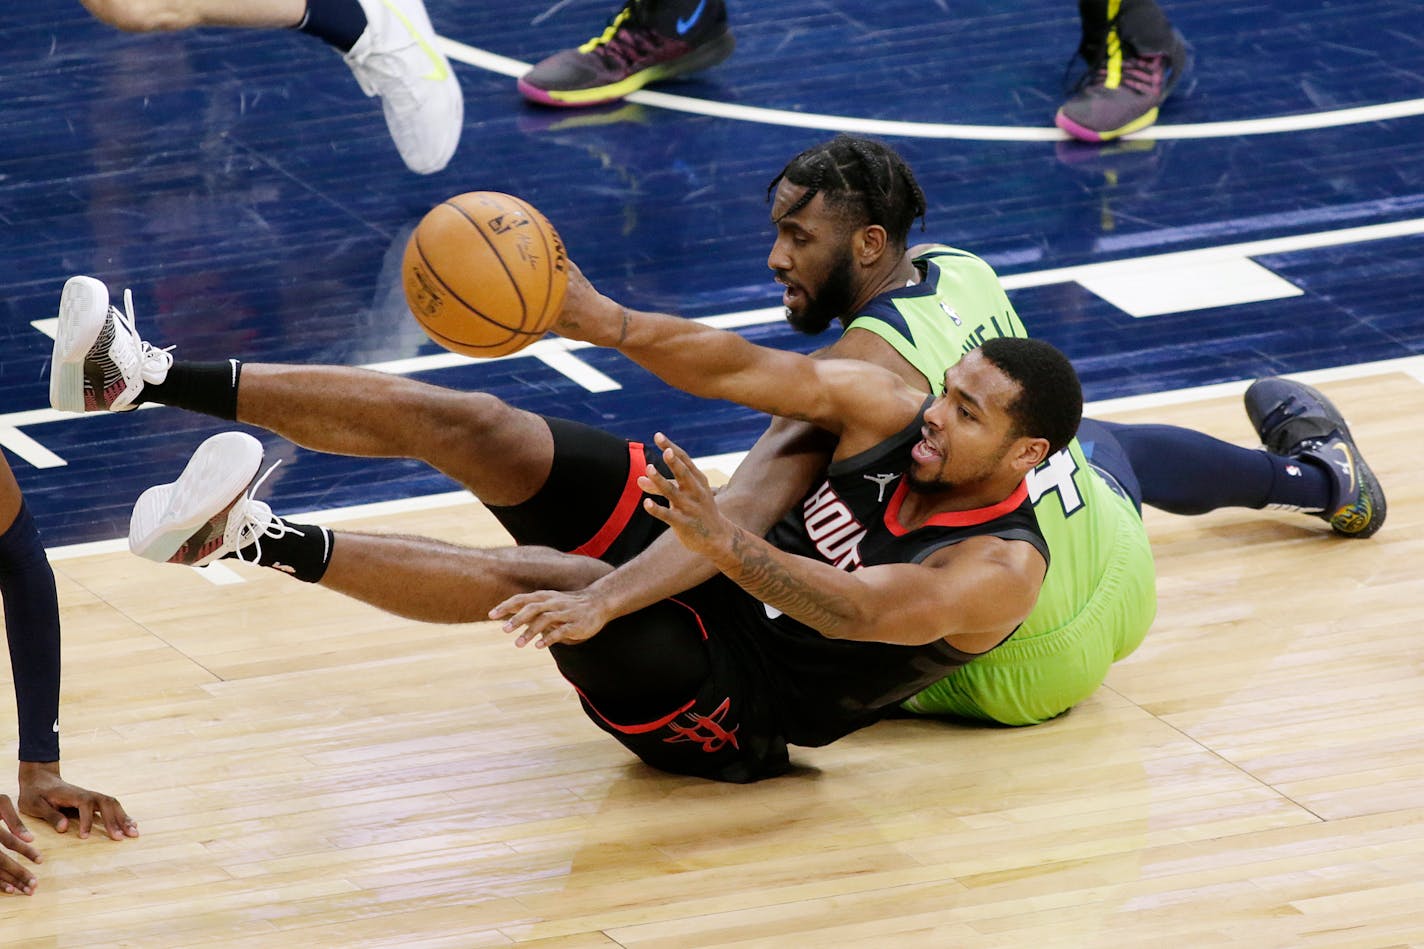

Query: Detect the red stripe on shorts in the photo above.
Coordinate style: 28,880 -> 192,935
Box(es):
571,441 -> 648,559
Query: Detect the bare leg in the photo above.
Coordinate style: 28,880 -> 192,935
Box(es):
80,0 -> 308,31
237,364 -> 555,507
318,533 -> 613,623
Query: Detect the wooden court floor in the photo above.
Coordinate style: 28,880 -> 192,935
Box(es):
1,373 -> 1421,947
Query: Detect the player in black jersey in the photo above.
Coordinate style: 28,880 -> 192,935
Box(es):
498,135 -> 1383,728
51,266 -> 1081,782
0,455 -> 137,896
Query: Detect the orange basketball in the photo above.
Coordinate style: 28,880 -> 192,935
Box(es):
402,191 -> 568,357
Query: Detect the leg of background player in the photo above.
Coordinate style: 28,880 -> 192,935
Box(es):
79,0 -> 462,174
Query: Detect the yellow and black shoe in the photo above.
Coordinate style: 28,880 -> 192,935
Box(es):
518,0 -> 734,108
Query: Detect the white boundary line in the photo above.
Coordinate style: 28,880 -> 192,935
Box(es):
435,36 -> 1424,142
43,354 -> 1424,564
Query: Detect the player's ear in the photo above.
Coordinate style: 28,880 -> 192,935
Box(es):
856,224 -> 889,266
1011,436 -> 1051,474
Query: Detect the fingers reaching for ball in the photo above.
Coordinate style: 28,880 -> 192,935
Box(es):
636,433 -> 732,558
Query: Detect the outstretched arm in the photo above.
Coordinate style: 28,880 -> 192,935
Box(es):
492,316 -> 938,649
552,262 -> 919,446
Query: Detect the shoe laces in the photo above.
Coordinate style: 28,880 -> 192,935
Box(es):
225,460 -> 301,564
109,288 -> 174,383
1065,20 -> 1164,95
580,3 -> 662,69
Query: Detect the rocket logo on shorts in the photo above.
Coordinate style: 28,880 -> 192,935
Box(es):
663,698 -> 740,753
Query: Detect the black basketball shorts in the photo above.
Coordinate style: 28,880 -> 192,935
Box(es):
485,415 -> 671,564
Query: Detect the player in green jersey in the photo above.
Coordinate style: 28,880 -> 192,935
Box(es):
498,134 -> 1386,726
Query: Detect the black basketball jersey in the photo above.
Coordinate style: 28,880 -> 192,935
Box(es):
688,407 -> 1050,748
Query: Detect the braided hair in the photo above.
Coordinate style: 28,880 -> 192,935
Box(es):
767,135 -> 928,249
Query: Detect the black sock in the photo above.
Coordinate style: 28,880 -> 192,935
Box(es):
1077,0 -> 1176,58
295,0 -> 369,54
230,519 -> 334,584
137,359 -> 242,420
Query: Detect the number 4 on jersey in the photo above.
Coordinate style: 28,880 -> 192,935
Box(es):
1025,448 -> 1084,517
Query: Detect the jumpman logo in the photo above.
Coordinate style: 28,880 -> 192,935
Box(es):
663,697 -> 740,753
864,472 -> 900,502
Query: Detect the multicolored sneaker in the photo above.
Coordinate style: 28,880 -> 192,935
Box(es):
50,275 -> 173,413
130,432 -> 297,567
345,0 -> 463,174
1244,377 -> 1387,538
518,0 -> 735,108
1055,26 -> 1190,142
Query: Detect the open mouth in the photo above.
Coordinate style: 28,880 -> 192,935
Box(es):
911,431 -> 943,464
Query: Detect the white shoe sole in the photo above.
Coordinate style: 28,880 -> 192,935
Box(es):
50,276 -> 109,413
129,432 -> 265,565
352,0 -> 464,174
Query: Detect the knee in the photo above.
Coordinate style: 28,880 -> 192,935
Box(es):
426,390 -> 525,444
81,0 -> 201,32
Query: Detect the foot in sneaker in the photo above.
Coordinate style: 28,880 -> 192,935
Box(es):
50,276 -> 173,414
345,0 -> 463,174
1244,378 -> 1387,538
518,0 -> 734,108
130,432 -> 296,567
1055,27 -> 1190,142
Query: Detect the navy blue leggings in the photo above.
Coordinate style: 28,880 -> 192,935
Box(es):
1079,418 -> 1332,516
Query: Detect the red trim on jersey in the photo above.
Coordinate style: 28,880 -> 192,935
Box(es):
571,441 -> 648,558
565,597 -> 711,735
882,478 -> 1029,536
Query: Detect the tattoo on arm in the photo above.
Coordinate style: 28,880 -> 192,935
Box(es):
724,530 -> 857,637
616,307 -> 631,348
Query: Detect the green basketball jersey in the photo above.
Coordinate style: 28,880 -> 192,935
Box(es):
847,246 -> 1152,720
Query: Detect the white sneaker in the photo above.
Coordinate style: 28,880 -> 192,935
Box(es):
345,0 -> 463,175
50,276 -> 173,413
130,432 -> 296,567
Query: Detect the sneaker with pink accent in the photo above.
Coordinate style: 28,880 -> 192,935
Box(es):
50,275 -> 173,413
129,432 -> 297,567
1055,28 -> 1190,142
518,0 -> 734,108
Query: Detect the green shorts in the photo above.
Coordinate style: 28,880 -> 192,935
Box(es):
901,492 -> 1156,726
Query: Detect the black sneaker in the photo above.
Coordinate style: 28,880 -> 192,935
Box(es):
518,0 -> 734,108
1244,378 -> 1386,538
1056,12 -> 1190,142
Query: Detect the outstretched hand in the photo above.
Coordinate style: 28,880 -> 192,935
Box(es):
638,433 -> 738,560
0,794 -> 40,895
19,761 -> 138,843
491,587 -> 614,649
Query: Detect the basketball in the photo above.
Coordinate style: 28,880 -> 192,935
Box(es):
402,191 -> 568,357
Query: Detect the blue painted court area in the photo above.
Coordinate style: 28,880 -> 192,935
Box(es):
1,1 -> 1422,546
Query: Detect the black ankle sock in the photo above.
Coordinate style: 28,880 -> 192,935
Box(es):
296,0 -> 369,54
231,520 -> 334,584
138,359 -> 242,420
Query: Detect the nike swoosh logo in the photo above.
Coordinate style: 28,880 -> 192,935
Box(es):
381,0 -> 451,82
52,719 -> 60,733
1330,443 -> 1356,494
677,0 -> 707,34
